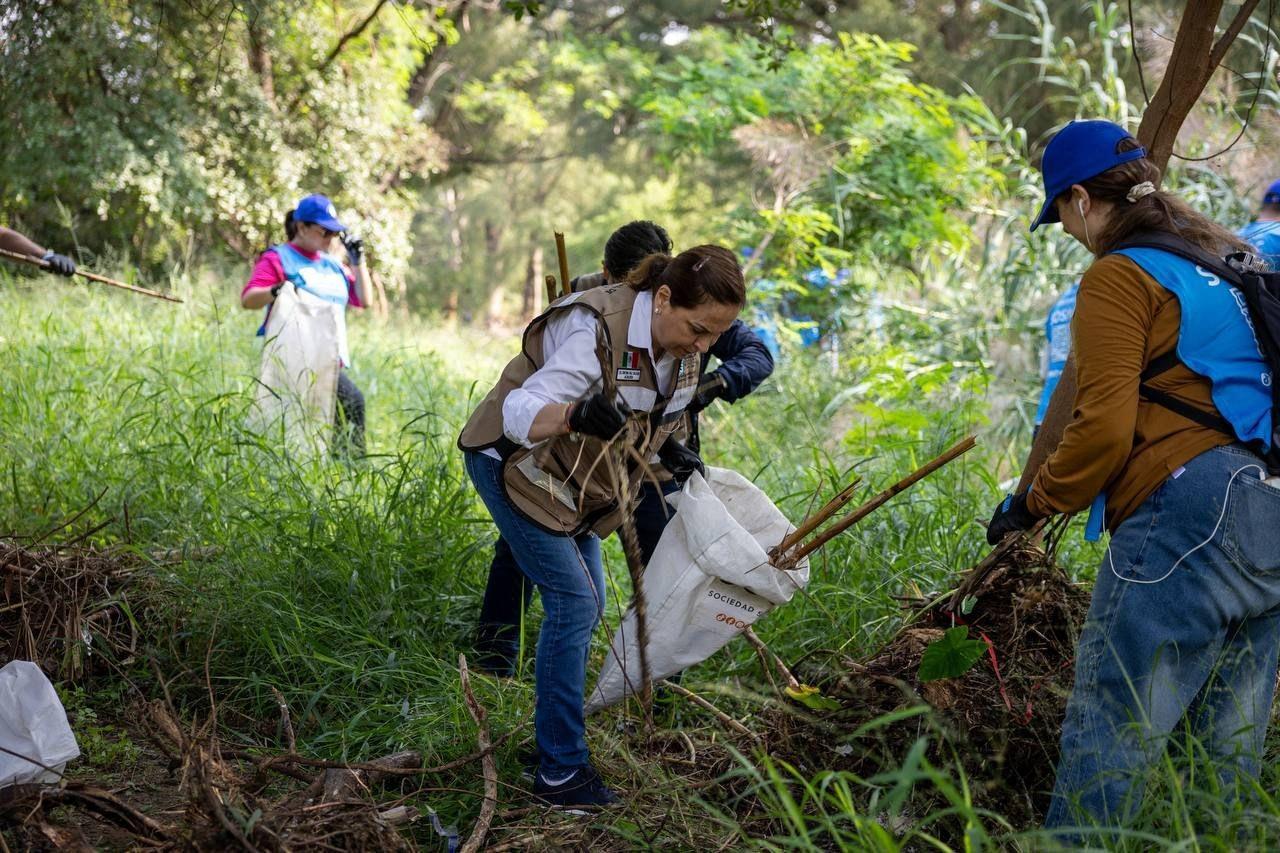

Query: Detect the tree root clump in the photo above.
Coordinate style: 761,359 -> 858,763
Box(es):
767,544 -> 1089,827
0,538 -> 145,681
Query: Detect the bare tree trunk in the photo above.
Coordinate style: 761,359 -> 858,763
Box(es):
485,284 -> 504,328
246,15 -> 278,110
522,240 -> 543,319
444,187 -> 465,272
483,218 -> 504,324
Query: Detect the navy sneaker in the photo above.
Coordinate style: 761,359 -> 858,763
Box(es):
533,765 -> 620,812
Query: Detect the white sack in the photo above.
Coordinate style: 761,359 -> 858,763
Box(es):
250,284 -> 343,455
0,661 -> 79,786
587,467 -> 808,712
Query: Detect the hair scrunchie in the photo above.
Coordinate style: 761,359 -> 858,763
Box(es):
1127,181 -> 1157,203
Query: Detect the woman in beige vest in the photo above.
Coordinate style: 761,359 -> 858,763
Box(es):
458,246 -> 745,809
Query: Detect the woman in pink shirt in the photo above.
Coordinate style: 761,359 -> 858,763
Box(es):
242,194 -> 371,455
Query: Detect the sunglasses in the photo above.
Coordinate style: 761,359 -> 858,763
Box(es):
308,223 -> 340,238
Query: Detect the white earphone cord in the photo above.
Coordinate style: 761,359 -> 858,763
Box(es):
1079,199 -> 1093,253
1108,464 -> 1263,585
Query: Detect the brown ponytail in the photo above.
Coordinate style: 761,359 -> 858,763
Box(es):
1072,139 -> 1250,257
625,245 -> 746,309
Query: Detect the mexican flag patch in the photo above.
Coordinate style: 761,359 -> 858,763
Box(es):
616,350 -> 642,382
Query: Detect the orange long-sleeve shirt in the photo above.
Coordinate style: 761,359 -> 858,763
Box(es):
1026,253 -> 1231,530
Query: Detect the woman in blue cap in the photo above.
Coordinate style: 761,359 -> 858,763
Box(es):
242,194 -> 370,454
985,120 -> 1280,835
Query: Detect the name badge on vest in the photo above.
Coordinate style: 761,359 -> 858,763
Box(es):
616,350 -> 642,382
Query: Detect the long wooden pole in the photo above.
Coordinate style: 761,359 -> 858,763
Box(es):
554,231 -> 570,296
772,478 -> 862,556
789,435 -> 977,562
544,274 -> 558,306
0,247 -> 183,303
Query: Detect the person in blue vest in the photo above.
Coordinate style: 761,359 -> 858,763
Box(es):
984,120 -> 1280,837
241,194 -> 370,454
1237,178 -> 1280,268
1034,281 -> 1079,435
474,220 -> 775,677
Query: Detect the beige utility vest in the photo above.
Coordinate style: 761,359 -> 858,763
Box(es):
458,285 -> 700,537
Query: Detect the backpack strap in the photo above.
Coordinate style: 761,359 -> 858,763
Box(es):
1111,230 -> 1245,287
1138,347 -> 1235,436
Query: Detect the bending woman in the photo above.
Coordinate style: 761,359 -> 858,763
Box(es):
241,194 -> 370,454
458,246 -> 746,808
985,120 -> 1280,836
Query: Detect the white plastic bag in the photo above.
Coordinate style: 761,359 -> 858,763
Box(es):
0,661 -> 79,786
587,467 -> 809,712
250,284 -> 344,455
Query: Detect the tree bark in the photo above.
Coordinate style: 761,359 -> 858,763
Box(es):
1016,0 -> 1261,493
246,13 -> 278,110
522,239 -> 543,319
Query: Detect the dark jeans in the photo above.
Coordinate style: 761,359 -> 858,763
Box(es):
335,370 -> 365,456
464,451 -> 606,774
475,478 -> 681,676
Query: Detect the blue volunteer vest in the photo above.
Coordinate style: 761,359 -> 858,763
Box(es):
1238,220 -> 1280,270
1083,247 -> 1274,539
257,243 -> 350,335
1035,282 -> 1079,426
275,243 -> 350,305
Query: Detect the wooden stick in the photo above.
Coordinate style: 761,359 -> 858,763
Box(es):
658,679 -> 758,740
269,686 -> 296,753
459,654 -> 497,853
772,477 -> 861,555
789,435 -> 977,562
554,231 -> 570,296
0,247 -> 183,303
544,273 -> 558,306
742,627 -> 799,690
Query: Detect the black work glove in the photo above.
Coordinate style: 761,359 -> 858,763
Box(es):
41,251 -> 76,277
686,372 -> 728,416
657,436 -> 705,484
985,491 -> 1039,546
568,392 -> 631,440
342,235 -> 364,267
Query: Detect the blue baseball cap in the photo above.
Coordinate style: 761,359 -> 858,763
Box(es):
1030,120 -> 1147,232
1263,179 -> 1280,206
293,194 -> 347,232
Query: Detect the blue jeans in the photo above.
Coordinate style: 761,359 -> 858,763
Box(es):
1046,444 -> 1280,837
474,478 -> 680,676
464,452 -> 606,775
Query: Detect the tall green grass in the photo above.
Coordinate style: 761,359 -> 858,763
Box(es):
7,266 -> 1280,850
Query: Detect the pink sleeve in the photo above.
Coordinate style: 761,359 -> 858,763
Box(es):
242,251 -> 285,299
346,268 -> 364,309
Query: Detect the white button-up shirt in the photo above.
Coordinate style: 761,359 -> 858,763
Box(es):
491,289 -> 677,456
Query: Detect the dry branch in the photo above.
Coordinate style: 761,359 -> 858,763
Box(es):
459,654 -> 497,853
772,477 -> 861,555
320,751 -> 422,804
270,686 -> 296,754
659,679 -> 757,740
742,626 -> 799,690
0,782 -> 175,843
784,436 -> 977,563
